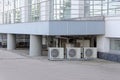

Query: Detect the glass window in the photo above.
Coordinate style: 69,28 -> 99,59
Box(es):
4,0 -> 14,24
52,0 -> 71,20
1,0 -> 120,24
110,39 -> 120,51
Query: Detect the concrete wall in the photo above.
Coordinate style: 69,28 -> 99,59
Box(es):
97,36 -> 110,52
97,16 -> 120,62
97,16 -> 120,53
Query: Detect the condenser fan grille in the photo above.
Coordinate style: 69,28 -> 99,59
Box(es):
69,49 -> 76,57
85,49 -> 93,57
51,49 -> 59,57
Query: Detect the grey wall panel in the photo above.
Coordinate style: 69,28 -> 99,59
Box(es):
49,20 -> 105,35
0,20 -> 105,36
49,21 -> 68,35
68,21 -> 86,35
86,21 -> 105,35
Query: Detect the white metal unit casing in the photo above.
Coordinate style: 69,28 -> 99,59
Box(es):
48,47 -> 64,60
66,47 -> 81,60
83,47 -> 97,60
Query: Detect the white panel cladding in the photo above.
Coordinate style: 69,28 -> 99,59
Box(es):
105,16 -> 120,38
0,22 -> 49,35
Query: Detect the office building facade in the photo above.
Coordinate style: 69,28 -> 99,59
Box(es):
0,0 -> 120,60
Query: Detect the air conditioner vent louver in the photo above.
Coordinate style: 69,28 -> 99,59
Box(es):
69,49 -> 76,57
51,49 -> 59,57
85,49 -> 93,57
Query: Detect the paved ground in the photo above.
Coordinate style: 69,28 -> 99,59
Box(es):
0,49 -> 120,80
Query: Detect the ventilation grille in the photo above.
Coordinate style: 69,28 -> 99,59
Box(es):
85,49 -> 93,57
69,49 -> 76,57
51,49 -> 59,57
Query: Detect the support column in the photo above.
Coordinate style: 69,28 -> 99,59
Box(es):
90,37 -> 95,47
42,36 -> 46,45
29,35 -> 42,56
97,35 -> 110,52
55,38 -> 58,47
7,34 -> 16,50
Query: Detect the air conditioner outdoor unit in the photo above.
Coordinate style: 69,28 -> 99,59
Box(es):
66,47 -> 81,60
48,47 -> 64,60
83,47 -> 97,60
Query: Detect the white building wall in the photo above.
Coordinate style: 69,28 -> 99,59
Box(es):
97,16 -> 120,53
105,16 -> 120,38
97,36 -> 110,52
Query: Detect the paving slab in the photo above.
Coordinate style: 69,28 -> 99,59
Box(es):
0,49 -> 120,80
